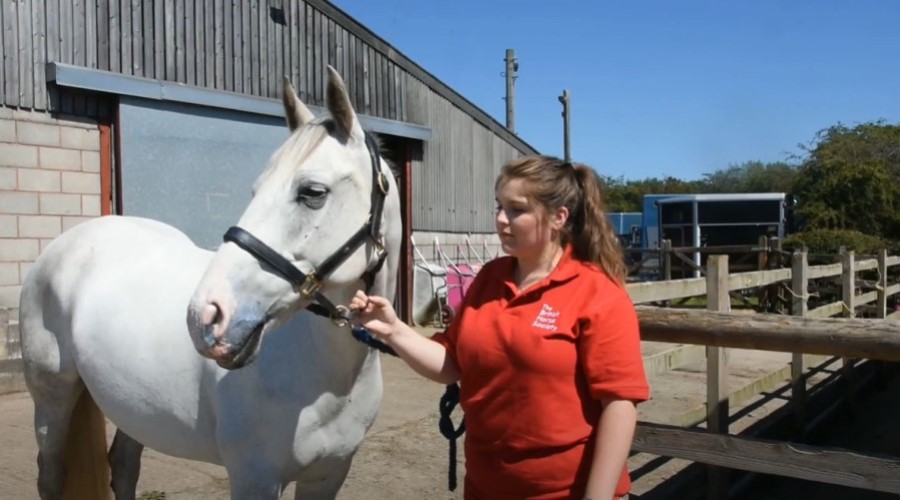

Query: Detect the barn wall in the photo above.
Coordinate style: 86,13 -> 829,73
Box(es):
0,1 -> 540,354
0,105 -> 102,394
0,0 -> 536,235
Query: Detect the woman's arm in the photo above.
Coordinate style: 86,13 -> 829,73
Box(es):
349,292 -> 461,384
583,398 -> 638,500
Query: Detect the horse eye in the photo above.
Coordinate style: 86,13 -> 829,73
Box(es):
297,185 -> 329,209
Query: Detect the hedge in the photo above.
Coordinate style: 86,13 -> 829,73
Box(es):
782,229 -> 895,255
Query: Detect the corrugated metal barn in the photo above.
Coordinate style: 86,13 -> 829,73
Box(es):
0,0 -> 538,325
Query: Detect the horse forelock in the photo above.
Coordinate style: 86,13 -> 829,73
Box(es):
252,119 -> 333,194
252,118 -> 376,197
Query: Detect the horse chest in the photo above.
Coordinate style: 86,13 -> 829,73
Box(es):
213,348 -> 383,469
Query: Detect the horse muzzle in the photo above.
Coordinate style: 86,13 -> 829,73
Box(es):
187,300 -> 268,369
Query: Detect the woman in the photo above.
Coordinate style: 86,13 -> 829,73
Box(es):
350,156 -> 649,500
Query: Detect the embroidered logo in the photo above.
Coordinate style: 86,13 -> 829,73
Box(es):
532,303 -> 560,331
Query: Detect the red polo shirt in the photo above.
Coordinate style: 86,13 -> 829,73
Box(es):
432,249 -> 649,499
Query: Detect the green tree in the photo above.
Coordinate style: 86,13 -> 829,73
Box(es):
702,161 -> 798,193
791,122 -> 900,239
601,176 -> 704,212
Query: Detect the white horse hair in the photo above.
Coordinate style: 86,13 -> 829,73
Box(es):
19,66 -> 401,499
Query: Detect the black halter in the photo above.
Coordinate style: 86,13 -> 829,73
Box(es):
222,130 -> 390,327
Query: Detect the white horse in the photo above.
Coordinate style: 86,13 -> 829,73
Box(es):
19,66 -> 401,500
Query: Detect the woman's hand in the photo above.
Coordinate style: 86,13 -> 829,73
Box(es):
349,290 -> 461,384
348,290 -> 399,339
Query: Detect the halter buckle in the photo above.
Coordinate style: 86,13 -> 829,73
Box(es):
299,274 -> 323,299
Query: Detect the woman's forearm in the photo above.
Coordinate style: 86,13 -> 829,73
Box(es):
384,322 -> 461,384
583,399 -> 638,500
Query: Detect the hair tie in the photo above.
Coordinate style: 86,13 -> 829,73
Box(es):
563,162 -> 584,192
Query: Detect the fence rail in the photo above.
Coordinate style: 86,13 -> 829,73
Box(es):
637,307 -> 900,361
631,248 -> 900,498
634,422 -> 900,495
627,248 -> 900,318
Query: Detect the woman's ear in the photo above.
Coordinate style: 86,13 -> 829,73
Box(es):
550,206 -> 570,231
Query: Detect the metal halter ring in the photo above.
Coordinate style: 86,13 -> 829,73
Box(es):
332,305 -> 351,327
376,172 -> 389,195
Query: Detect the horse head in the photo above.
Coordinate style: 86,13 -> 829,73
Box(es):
186,66 -> 400,369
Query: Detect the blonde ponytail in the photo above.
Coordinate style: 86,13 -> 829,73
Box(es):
570,165 -> 626,284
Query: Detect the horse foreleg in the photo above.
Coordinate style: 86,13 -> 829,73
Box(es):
226,465 -> 283,500
108,429 -> 144,500
292,458 -> 354,500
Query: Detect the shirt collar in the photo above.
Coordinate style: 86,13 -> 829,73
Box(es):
550,245 -> 584,283
493,245 -> 584,292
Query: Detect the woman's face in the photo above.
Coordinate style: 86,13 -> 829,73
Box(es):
494,178 -> 566,260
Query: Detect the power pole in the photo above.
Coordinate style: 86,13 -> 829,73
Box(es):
504,49 -> 518,132
558,90 -> 571,162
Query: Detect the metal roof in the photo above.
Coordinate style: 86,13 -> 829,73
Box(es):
654,193 -> 786,204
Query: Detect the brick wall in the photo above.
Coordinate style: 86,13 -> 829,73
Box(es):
0,107 -> 101,325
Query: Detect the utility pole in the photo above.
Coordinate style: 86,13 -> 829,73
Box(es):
558,90 -> 571,162
503,49 -> 518,132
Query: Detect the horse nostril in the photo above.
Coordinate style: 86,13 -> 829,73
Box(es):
201,302 -> 222,327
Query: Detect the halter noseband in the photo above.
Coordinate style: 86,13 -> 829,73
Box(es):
222,130 -> 389,326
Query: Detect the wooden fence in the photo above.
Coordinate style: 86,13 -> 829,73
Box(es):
628,249 -> 900,498
627,235 -> 778,284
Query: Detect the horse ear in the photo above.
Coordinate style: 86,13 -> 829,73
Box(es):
325,66 -> 364,142
282,76 -> 315,131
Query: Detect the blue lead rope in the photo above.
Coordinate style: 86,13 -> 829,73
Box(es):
350,325 -> 397,356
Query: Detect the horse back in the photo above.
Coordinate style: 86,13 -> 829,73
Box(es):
20,216 -> 207,369
20,215 -> 223,462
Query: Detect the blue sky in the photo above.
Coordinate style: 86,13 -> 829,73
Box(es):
332,0 -> 900,181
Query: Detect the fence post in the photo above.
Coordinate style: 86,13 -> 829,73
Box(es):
706,254 -> 730,500
757,235 -> 770,310
770,237 -> 786,313
841,250 -> 857,407
662,239 -> 672,282
841,250 -> 856,316
876,249 -> 888,319
791,251 -> 808,433
757,235 -> 769,271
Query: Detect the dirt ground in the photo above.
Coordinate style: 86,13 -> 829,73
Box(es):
0,348 -> 807,499
0,354 -> 462,499
2,342 -> 895,499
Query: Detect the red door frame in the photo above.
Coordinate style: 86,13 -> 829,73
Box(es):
99,100 -> 123,216
398,140 -> 414,323
98,120 -> 114,215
